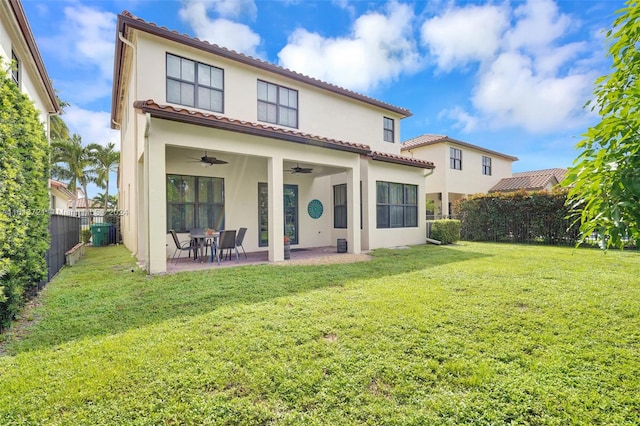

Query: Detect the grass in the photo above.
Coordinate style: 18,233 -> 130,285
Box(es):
0,242 -> 638,425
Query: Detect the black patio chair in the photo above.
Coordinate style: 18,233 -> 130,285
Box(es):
213,229 -> 238,264
169,229 -> 193,263
235,227 -> 247,258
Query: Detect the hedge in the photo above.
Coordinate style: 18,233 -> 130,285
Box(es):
452,190 -> 581,245
428,219 -> 461,244
0,63 -> 51,331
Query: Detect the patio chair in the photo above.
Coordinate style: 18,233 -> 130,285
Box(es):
235,227 -> 248,258
169,229 -> 193,263
213,229 -> 238,264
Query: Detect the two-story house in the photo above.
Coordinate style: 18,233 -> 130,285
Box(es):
111,11 -> 434,274
401,134 -> 518,218
1,0 -> 61,207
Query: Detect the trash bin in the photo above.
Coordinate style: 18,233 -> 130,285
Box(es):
90,223 -> 112,247
337,238 -> 347,253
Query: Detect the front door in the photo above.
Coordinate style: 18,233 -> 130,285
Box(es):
284,184 -> 298,244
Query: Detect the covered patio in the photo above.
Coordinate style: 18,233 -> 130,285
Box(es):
165,245 -> 371,273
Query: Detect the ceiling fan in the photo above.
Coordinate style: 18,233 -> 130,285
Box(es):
187,151 -> 228,166
290,163 -> 313,174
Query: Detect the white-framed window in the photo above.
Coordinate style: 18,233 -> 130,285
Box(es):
383,117 -> 394,142
334,184 -> 347,229
482,156 -> 492,176
376,181 -> 418,228
257,80 -> 298,128
166,53 -> 224,112
11,50 -> 19,86
450,147 -> 462,170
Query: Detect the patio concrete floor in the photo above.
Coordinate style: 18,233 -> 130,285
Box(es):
166,246 -> 371,273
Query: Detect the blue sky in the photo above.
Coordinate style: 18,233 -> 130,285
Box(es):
21,0 -> 624,198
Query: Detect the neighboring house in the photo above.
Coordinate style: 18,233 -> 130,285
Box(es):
401,134 -> 518,218
2,0 -> 62,218
111,11 -> 435,274
49,179 -> 76,214
490,168 -> 568,193
0,0 -> 59,137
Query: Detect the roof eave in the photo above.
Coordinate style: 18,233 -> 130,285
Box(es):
8,0 -> 59,114
111,11 -> 412,126
133,100 -> 371,155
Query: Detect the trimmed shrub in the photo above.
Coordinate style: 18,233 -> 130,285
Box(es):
0,62 -> 51,331
452,190 -> 581,245
429,219 -> 461,244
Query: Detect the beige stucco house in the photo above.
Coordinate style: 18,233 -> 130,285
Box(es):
111,11 -> 434,274
401,134 -> 518,218
0,0 -> 59,134
2,0 -> 61,211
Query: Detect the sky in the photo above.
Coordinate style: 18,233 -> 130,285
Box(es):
20,0 -> 625,198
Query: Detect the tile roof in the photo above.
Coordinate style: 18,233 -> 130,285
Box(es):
133,99 -> 372,154
49,179 -> 75,199
112,11 -> 411,126
513,168 -> 567,182
133,100 -> 434,169
489,173 -> 560,192
368,151 -> 435,169
401,134 -> 519,161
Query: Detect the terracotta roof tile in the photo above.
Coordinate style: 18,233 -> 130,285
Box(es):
401,134 -> 518,162
513,168 -> 567,182
489,174 -> 559,192
113,11 -> 411,124
133,100 -> 371,154
368,151 -> 435,169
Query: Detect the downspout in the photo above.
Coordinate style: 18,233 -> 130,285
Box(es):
144,113 -> 151,274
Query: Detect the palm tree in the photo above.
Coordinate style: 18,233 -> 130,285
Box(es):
88,142 -> 119,212
93,192 -> 117,209
51,134 -> 94,210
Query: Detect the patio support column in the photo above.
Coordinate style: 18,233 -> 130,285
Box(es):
146,133 -> 167,274
268,156 -> 284,262
347,161 -> 361,254
442,191 -> 450,218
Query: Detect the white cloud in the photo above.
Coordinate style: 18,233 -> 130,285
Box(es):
505,0 -> 571,53
64,107 -> 120,149
38,5 -> 116,103
472,52 -> 592,132
277,1 -> 421,92
179,0 -> 261,56
421,0 -> 597,134
58,6 -> 116,79
420,4 -> 509,71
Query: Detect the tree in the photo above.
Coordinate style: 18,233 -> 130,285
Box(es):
51,134 -> 94,209
88,142 -> 119,211
565,1 -> 640,249
0,60 -> 50,329
93,192 -> 117,209
50,94 -> 70,141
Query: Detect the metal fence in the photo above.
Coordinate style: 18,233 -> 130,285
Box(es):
82,213 -> 123,246
44,214 -> 81,286
427,214 -> 584,246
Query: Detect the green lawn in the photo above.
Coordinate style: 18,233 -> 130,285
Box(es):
1,243 -> 638,425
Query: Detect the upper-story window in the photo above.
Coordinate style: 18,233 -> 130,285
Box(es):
257,80 -> 298,128
11,50 -> 19,86
482,156 -> 492,175
383,117 -> 395,143
166,53 -> 223,112
450,147 -> 462,170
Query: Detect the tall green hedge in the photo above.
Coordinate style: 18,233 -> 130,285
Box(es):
0,66 -> 51,331
452,190 -> 581,245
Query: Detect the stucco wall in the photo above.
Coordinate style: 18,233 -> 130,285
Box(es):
133,33 -> 404,156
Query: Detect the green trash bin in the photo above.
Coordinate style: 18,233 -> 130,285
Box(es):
90,223 -> 111,247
